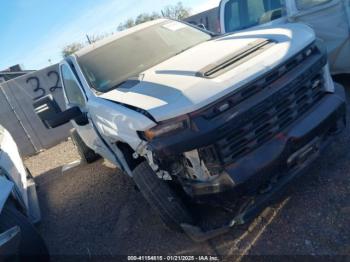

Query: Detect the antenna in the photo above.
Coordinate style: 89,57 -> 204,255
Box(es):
86,34 -> 92,44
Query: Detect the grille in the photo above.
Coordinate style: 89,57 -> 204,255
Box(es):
213,73 -> 326,165
199,43 -> 318,119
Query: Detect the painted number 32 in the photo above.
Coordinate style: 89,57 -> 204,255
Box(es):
26,71 -> 61,100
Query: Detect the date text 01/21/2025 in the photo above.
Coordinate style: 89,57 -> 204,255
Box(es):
127,255 -> 220,261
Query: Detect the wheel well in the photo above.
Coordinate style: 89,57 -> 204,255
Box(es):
116,142 -> 144,171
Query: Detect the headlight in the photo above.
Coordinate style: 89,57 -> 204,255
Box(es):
142,115 -> 190,141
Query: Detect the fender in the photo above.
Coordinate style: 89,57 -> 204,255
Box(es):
89,117 -> 134,176
103,99 -> 157,123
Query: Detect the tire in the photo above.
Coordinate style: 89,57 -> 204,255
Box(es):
0,203 -> 49,261
70,129 -> 100,164
133,162 -> 194,232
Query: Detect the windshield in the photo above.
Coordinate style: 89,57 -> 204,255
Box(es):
224,0 -> 284,32
78,21 -> 211,93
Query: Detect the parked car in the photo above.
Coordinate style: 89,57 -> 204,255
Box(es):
34,19 -> 346,241
219,0 -> 350,74
0,125 -> 48,260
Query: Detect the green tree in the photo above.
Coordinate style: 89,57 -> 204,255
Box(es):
135,12 -> 161,25
62,42 -> 84,57
117,18 -> 136,31
117,2 -> 191,31
117,12 -> 161,31
161,2 -> 191,20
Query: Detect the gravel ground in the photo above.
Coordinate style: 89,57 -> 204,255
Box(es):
25,78 -> 350,260
24,139 -> 79,176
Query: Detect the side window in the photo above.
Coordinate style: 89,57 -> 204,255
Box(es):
246,0 -> 284,26
247,0 -> 266,25
295,0 -> 332,10
224,0 -> 284,32
224,0 -> 240,32
61,65 -> 86,107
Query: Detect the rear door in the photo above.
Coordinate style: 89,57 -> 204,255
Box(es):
219,0 -> 286,33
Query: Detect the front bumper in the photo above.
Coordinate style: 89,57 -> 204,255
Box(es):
181,84 -> 346,242
185,83 -> 346,196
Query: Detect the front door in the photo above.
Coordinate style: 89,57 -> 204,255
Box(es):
60,63 -> 117,164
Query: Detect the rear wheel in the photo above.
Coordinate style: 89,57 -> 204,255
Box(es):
133,162 -> 194,232
70,129 -> 100,164
0,203 -> 49,261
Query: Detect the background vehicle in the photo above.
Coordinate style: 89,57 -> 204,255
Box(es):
34,19 -> 346,241
0,125 -> 48,260
219,0 -> 350,74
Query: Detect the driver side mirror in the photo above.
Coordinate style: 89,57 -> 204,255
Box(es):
33,95 -> 89,129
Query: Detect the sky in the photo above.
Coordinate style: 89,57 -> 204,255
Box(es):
0,0 -> 220,71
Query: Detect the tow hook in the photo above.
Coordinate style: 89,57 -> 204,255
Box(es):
287,137 -> 320,169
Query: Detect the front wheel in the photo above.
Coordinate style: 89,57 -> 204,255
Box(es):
0,203 -> 49,261
70,129 -> 100,164
132,162 -> 194,232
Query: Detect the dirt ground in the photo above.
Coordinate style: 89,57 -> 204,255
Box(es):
25,79 -> 350,261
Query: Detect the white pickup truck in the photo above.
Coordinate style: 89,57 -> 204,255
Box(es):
219,0 -> 350,74
0,125 -> 48,259
35,19 -> 346,241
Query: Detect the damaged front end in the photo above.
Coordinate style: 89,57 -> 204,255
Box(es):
135,41 -> 347,241
140,41 -> 345,194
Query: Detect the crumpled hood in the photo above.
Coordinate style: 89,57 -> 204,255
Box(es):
100,23 -> 315,122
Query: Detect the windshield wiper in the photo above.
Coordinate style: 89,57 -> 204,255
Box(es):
111,78 -> 141,90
